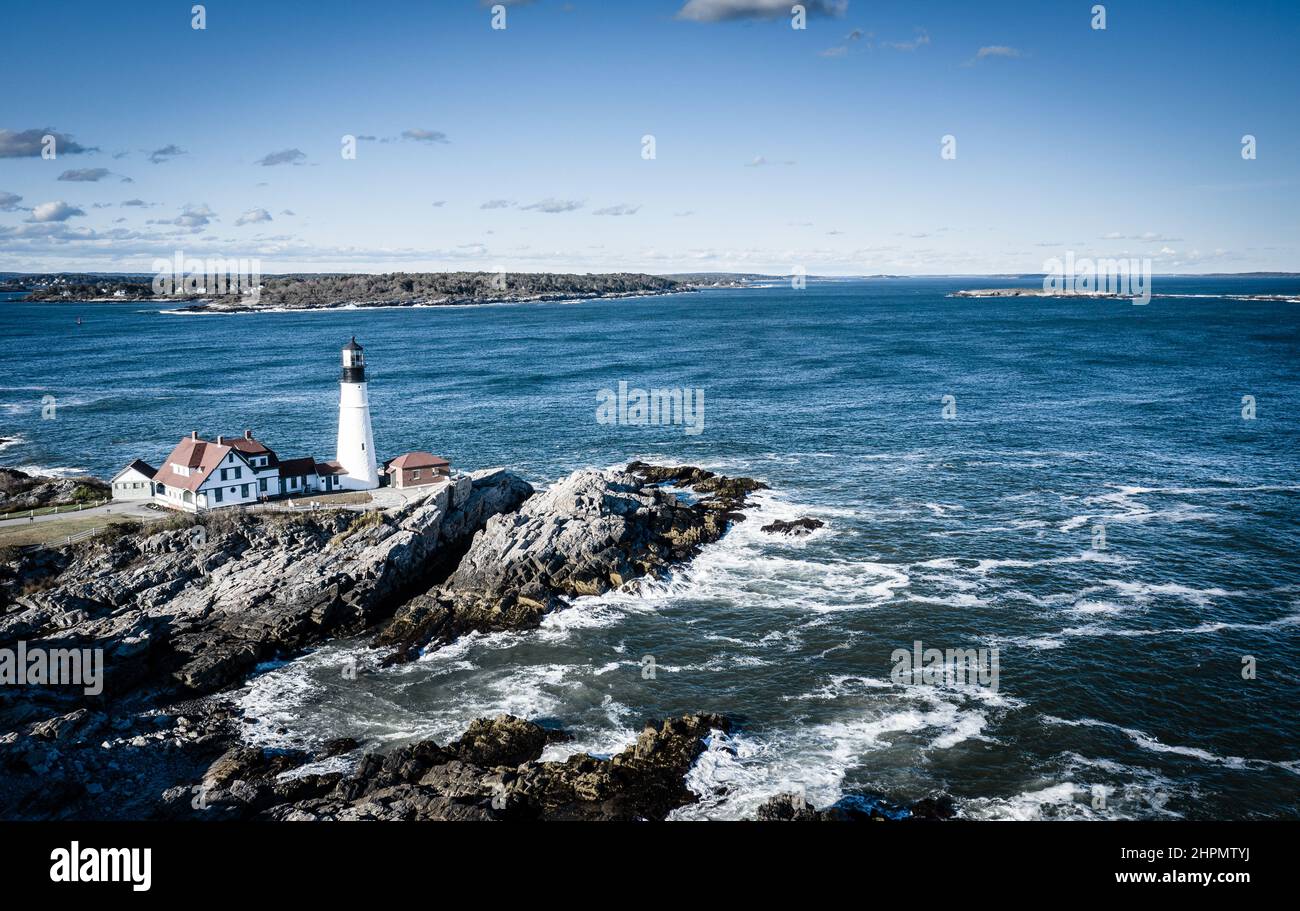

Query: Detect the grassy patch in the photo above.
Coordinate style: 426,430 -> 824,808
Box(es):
0,513 -> 149,548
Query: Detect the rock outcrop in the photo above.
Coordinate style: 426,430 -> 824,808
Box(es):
377,463 -> 766,661
761,517 -> 824,536
0,467 -> 109,514
755,791 -> 956,821
180,713 -> 730,822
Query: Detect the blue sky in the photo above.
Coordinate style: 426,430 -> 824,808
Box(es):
1,0 -> 1297,274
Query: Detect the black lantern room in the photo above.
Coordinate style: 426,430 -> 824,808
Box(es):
341,337 -> 366,383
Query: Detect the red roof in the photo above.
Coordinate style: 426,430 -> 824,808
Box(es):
315,460 -> 346,476
222,434 -> 276,461
387,451 -> 450,471
153,435 -> 239,492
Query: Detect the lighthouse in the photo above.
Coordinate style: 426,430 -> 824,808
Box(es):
335,337 -> 379,489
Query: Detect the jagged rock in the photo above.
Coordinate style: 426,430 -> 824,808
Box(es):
754,791 -> 957,822
761,517 -> 824,536
906,795 -> 958,820
450,715 -> 548,768
755,793 -> 825,821
28,708 -> 100,741
511,713 -> 731,821
378,465 -> 763,660
319,737 -> 361,758
253,712 -> 729,822
204,746 -> 310,788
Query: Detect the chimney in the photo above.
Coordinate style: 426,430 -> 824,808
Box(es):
217,435 -> 225,445
244,429 -> 253,440
190,430 -> 198,440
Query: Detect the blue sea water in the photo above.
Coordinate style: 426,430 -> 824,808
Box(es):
3,277 -> 1298,819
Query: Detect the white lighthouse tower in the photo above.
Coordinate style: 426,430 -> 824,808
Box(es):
335,337 -> 379,490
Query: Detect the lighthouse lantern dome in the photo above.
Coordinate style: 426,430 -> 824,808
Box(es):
341,337 -> 366,381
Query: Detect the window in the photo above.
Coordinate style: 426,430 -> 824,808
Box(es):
413,470 -> 422,480
214,488 -> 223,502
259,479 -> 267,492
241,484 -> 249,498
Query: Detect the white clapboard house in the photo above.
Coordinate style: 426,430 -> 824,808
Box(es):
148,430 -> 345,512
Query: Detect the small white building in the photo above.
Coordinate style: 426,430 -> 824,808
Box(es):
111,460 -> 156,501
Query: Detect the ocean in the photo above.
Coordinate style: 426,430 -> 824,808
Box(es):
3,276 -> 1298,819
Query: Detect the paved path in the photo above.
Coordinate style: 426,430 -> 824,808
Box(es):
0,500 -> 164,528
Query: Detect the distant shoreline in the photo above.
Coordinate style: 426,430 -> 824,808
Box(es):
1,270 -> 725,312
170,286 -> 699,314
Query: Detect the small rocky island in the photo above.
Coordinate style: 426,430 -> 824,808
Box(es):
0,462 -> 769,820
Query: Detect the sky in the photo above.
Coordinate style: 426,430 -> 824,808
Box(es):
2,0 -> 1298,275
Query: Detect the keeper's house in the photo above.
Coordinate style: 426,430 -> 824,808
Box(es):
146,430 -> 344,512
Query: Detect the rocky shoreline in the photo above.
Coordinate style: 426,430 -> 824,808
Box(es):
0,462 -> 786,821
0,467 -> 109,515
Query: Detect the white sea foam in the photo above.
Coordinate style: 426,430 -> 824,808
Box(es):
1043,715 -> 1299,775
959,782 -> 1096,820
11,463 -> 91,479
674,682 -> 1007,820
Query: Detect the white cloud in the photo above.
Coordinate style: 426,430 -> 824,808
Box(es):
235,207 -> 273,226
27,201 -> 86,223
972,45 -> 1021,61
153,203 -> 216,229
521,198 -> 583,213
0,128 -> 94,158
401,128 -> 449,143
255,148 -> 306,167
57,168 -> 112,182
593,204 -> 641,216
147,144 -> 186,164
